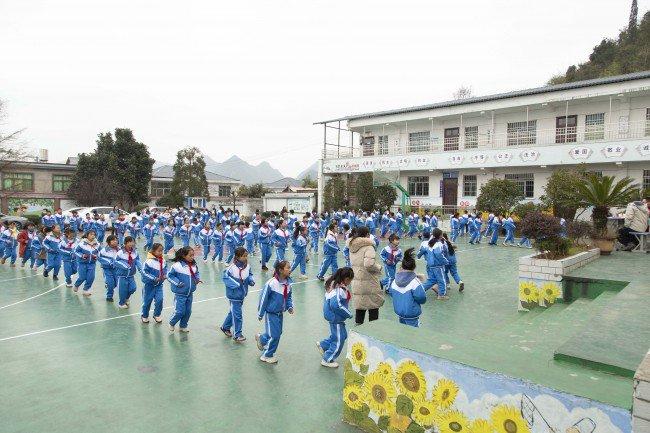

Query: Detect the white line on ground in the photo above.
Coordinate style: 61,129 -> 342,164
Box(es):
0,283 -> 66,311
0,273 -> 41,283
0,279 -> 318,342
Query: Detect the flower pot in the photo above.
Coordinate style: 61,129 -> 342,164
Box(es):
593,238 -> 614,255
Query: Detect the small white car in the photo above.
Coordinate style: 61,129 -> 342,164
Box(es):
63,206 -> 129,227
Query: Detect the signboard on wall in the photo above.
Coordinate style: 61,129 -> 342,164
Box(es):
287,198 -> 310,213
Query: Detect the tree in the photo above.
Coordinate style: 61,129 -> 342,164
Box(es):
167,146 -> 209,205
0,99 -> 31,169
574,175 -> 639,234
540,168 -> 588,220
238,183 -> 270,198
69,128 -> 154,209
323,176 -> 346,210
548,9 -> 650,84
355,173 -> 375,211
476,178 -> 524,215
302,175 -> 317,188
374,185 -> 397,210
452,86 -> 473,100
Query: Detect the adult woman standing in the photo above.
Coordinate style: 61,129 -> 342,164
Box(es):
348,226 -> 383,324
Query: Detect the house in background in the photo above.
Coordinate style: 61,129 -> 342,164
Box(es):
0,150 -> 77,213
148,165 -> 242,206
264,177 -> 304,192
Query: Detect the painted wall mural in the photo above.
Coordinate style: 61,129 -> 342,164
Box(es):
518,279 -> 562,311
342,333 -> 630,433
7,198 -> 54,213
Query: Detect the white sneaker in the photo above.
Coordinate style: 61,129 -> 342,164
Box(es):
316,341 -> 324,355
203,259 -> 208,263
169,325 -> 175,333
255,333 -> 264,351
82,291 -> 91,297
298,274 -> 308,280
66,283 -> 73,288
321,360 -> 339,368
141,317 -> 150,323
260,355 -> 278,364
179,328 -> 190,333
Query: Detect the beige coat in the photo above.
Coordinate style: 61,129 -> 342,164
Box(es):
348,236 -> 384,310
624,201 -> 649,233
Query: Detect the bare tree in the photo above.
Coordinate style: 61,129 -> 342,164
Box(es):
453,86 -> 473,100
0,99 -> 32,169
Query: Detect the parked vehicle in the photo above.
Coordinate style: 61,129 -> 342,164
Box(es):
63,206 -> 129,227
0,214 -> 29,229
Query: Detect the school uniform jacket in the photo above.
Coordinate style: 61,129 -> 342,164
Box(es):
222,262 -> 254,301
167,261 -> 200,296
257,277 -> 294,318
98,246 -> 119,269
141,254 -> 168,286
388,271 -> 426,319
271,229 -> 290,249
322,231 -> 339,255
59,237 -> 77,262
380,246 -> 403,266
114,248 -> 141,277
323,285 -> 353,324
74,239 -> 100,264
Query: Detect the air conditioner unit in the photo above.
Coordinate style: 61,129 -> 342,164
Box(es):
38,149 -> 49,162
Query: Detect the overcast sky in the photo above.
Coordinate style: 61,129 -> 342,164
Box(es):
1,0 -> 647,177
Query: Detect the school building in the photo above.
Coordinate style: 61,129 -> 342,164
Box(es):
315,71 -> 650,211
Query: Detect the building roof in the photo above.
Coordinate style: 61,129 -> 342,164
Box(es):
264,177 -> 302,189
152,165 -> 240,183
0,160 -> 76,172
65,156 -> 78,165
314,70 -> 650,124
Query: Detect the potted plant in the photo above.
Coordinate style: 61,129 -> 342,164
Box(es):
574,175 -> 639,255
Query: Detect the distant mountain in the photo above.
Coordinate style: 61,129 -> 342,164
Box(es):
296,161 -> 318,180
202,154 -> 285,185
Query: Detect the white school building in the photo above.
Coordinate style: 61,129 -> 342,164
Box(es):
315,71 -> 650,211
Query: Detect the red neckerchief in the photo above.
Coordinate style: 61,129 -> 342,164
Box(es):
126,248 -> 133,266
340,284 -> 351,301
157,256 -> 164,277
276,275 -> 289,301
187,260 -> 196,280
282,229 -> 289,241
389,246 -> 397,263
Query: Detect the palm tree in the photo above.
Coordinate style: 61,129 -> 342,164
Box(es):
575,175 -> 640,234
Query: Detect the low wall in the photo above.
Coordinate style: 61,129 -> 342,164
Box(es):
634,351 -> 650,433
343,331 -> 631,433
518,248 -> 600,311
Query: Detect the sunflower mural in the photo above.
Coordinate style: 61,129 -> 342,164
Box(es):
518,279 -> 563,310
539,282 -> 561,307
342,336 -> 629,433
518,280 -> 539,311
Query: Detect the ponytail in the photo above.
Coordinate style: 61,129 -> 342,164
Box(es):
428,228 -> 443,247
324,267 -> 355,291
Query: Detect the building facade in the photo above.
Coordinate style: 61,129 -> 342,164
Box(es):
149,165 -> 242,206
316,72 -> 650,211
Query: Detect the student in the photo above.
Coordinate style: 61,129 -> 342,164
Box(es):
199,222 -> 214,262
167,246 -> 201,332
450,212 -> 460,243
255,260 -> 294,364
163,219 -> 175,255
31,226 -> 48,271
190,218 -> 202,247
290,223 -> 308,279
316,267 -> 354,368
244,221 -> 255,255
502,215 -> 516,246
407,213 -> 418,238
43,226 -> 63,280
211,222 -> 225,262
82,213 -> 94,233
221,247 -> 255,342
59,228 -> 78,287
142,219 -> 157,251
308,217 -> 320,254
422,228 -> 450,300
179,219 -> 192,248
98,235 -> 120,302
18,223 -> 35,268
1,221 -> 19,266
140,243 -> 167,324
94,214 -> 108,243
317,222 -> 340,281
41,210 -> 55,229
488,215 -> 502,246
258,218 -> 272,271
342,225 -> 353,267
224,222 -> 238,264
380,234 -> 403,290
114,214 -> 128,246
271,219 -> 290,265
518,235 -> 532,248
114,236 -> 142,308
388,248 -> 426,327
459,210 -> 469,237
73,230 -> 99,295
442,233 -> 464,292
469,212 -> 483,244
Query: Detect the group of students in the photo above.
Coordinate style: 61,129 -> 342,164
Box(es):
449,210 -> 534,248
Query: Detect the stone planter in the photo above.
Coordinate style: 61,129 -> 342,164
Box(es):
517,248 -> 600,311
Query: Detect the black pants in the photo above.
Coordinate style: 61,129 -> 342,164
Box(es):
355,308 -> 379,325
618,227 -> 638,247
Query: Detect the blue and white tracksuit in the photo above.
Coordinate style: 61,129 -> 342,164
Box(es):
179,225 -> 192,248
317,231 -> 339,279
74,239 -> 99,291
484,214 -> 495,237
168,260 -> 200,328
308,222 -> 320,253
488,219 -> 502,245
59,237 -> 78,285
114,248 -> 141,306
459,215 -> 468,236
380,245 -> 403,289
31,234 -> 46,269
518,236 -> 532,248
163,226 -> 175,254
140,254 -> 167,319
320,285 -> 353,362
259,226 -> 272,267
503,218 -> 516,245
443,243 -> 462,285
81,218 -> 94,234
291,234 -> 307,275
388,271 -> 426,327
224,229 -> 237,264
142,224 -> 157,251
244,228 -> 255,255
469,218 -> 483,244
222,261 -> 255,338
127,222 -> 141,240
211,230 -> 224,262
395,213 -> 404,236
191,223 -> 202,246
252,219 -> 261,246
20,230 -> 35,267
98,245 -> 119,300
380,214 -> 390,237
42,215 -> 56,229
2,229 -> 17,264
422,240 -> 449,295
450,217 -> 460,242
44,234 -> 62,277
199,228 -> 213,260
271,228 -> 290,265
114,220 -> 128,245
94,220 -> 107,242
257,277 -> 294,358
407,215 -> 418,237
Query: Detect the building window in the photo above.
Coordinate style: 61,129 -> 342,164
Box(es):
644,170 -> 650,192
463,175 -> 477,197
556,115 -> 577,143
464,126 -> 478,149
52,174 -> 72,192
378,135 -> 388,155
407,176 -> 429,196
507,120 -> 536,146
584,113 -> 605,141
150,181 -> 171,197
218,185 -> 232,197
505,173 -> 534,198
362,136 -> 375,157
444,128 -> 459,151
2,172 -> 34,191
408,131 -> 430,153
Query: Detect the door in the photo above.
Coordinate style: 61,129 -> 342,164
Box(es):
442,178 -> 458,206
556,115 -> 577,143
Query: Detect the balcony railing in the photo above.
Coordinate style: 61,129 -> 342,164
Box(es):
324,120 -> 650,160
